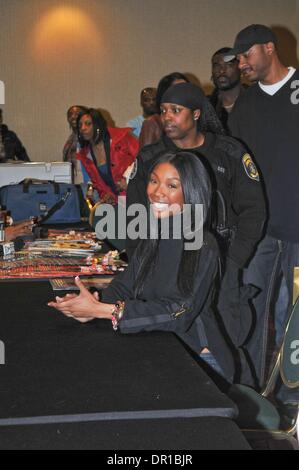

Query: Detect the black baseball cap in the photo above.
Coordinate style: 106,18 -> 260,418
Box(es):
224,24 -> 277,61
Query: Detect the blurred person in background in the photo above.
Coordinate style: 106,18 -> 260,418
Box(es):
127,87 -> 157,138
76,108 -> 139,204
209,47 -> 247,133
0,109 -> 30,162
63,105 -> 88,181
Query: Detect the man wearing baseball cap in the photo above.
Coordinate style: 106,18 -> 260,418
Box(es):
224,24 -> 278,63
209,47 -> 247,133
227,24 -> 299,411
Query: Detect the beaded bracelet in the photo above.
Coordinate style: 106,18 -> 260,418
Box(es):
111,300 -> 125,331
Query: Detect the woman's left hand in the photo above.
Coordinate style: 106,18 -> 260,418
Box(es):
48,277 -> 100,323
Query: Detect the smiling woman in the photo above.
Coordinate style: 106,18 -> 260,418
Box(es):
31,6 -> 101,62
147,162 -> 184,219
48,150 -> 238,382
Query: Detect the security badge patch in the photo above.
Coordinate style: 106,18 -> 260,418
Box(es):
242,154 -> 260,181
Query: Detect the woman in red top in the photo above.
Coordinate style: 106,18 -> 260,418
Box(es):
76,108 -> 139,203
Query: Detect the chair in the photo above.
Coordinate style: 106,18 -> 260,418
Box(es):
228,292 -> 299,450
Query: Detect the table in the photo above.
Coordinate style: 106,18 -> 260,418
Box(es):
0,281 -> 248,449
0,417 -> 251,450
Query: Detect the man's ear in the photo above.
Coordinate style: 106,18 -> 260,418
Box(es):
193,109 -> 201,121
265,41 -> 276,55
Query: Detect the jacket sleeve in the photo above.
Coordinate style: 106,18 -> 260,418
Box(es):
118,133 -> 140,178
128,133 -> 140,160
116,248 -> 218,336
227,147 -> 266,267
101,258 -> 137,304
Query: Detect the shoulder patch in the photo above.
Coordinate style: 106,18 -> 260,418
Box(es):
214,135 -> 243,160
129,159 -> 138,180
242,154 -> 260,181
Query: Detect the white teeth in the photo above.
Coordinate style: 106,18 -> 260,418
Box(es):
152,202 -> 168,210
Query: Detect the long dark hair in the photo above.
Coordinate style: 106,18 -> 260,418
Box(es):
197,95 -> 225,135
77,108 -> 108,147
133,151 -> 212,297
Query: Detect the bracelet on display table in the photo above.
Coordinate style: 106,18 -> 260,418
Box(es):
111,300 -> 125,331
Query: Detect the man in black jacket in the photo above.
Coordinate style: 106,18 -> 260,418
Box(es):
209,47 -> 247,133
226,24 -> 299,405
0,109 -> 30,162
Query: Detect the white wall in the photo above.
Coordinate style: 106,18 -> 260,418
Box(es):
0,0 -> 298,162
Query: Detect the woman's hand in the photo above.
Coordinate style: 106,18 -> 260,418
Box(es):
48,277 -> 100,323
99,193 -> 116,205
55,292 -> 94,323
47,277 -> 114,324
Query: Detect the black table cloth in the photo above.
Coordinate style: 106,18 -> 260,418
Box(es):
0,281 -> 249,449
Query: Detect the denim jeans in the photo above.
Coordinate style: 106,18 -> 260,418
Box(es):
199,352 -> 225,379
243,235 -> 299,399
274,276 -> 289,347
